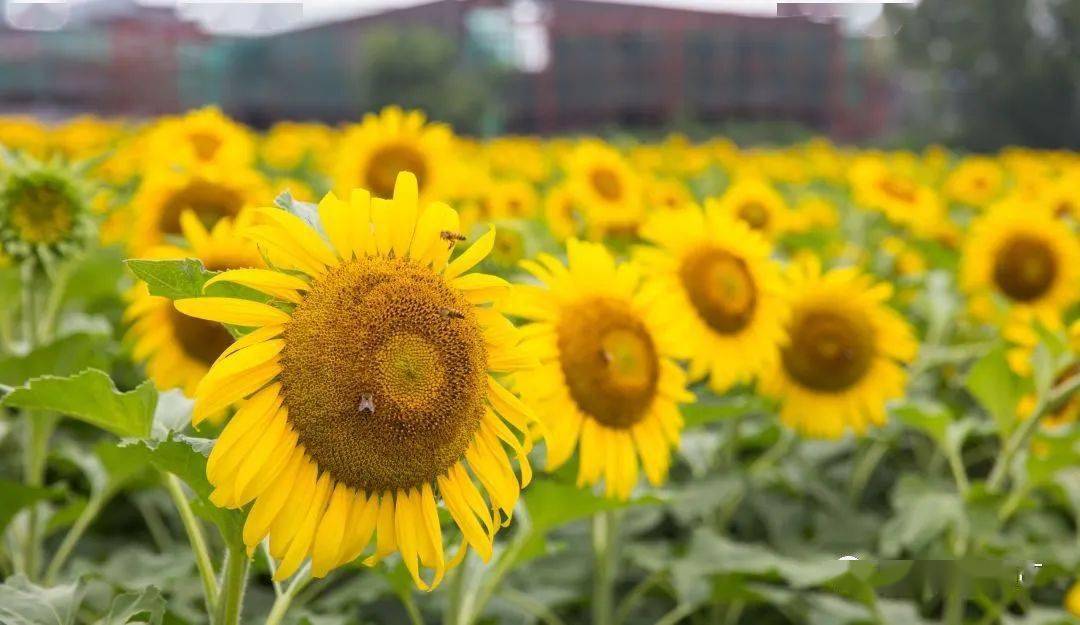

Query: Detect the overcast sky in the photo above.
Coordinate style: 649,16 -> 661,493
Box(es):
124,0 -> 899,35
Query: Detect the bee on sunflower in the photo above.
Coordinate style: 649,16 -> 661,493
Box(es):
167,172 -> 539,588
760,259 -> 917,438
333,106 -> 455,202
0,156 -> 94,269
125,211 -> 263,398
509,239 -> 692,500
960,202 -> 1080,321
636,204 -> 787,393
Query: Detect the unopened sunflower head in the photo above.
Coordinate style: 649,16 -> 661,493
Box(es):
0,157 -> 94,268
170,171 -> 541,589
508,239 -> 693,500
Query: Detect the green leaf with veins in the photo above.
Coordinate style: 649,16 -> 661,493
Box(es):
100,586 -> 166,625
1,369 -> 157,438
125,258 -> 271,302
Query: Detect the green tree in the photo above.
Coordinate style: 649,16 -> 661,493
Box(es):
889,0 -> 1080,149
359,26 -> 506,135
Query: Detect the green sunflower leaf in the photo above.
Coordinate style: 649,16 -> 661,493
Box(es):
124,258 -> 209,300
0,369 -> 157,439
965,343 -> 1022,434
0,332 -> 112,387
0,479 -> 63,536
100,586 -> 166,625
125,257 -> 272,303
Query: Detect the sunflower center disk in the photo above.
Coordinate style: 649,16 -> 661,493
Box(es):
366,144 -> 428,199
680,248 -> 757,334
557,298 -> 659,429
160,180 -> 244,235
877,177 -> 917,204
168,307 -> 237,366
10,183 -> 75,244
737,202 -> 769,230
187,131 -> 223,162
279,256 -> 488,493
992,234 -> 1057,302
781,309 -> 874,392
590,168 -> 623,202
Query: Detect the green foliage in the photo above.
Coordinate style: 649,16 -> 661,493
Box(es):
119,434 -> 245,551
965,344 -> 1022,434
124,258 -> 269,303
0,479 -> 62,536
1,369 -> 157,438
0,577 -> 84,624
360,27 -> 506,134
889,0 -> 1080,149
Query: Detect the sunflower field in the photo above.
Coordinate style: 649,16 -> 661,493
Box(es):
0,106 -> 1078,625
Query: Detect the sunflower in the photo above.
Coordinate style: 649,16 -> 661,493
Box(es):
1067,580 -> 1080,617
706,177 -> 790,238
145,106 -> 255,169
129,164 -> 270,254
543,182 -> 583,242
565,141 -> 644,237
637,205 -> 787,392
125,212 -> 263,397
480,178 -> 539,221
960,203 -> 1080,320
50,115 -> 124,161
645,176 -> 694,211
849,158 -> 944,234
510,239 -> 692,499
169,172 -> 538,588
1040,171 -> 1080,220
0,159 -> 93,266
261,121 -> 336,173
760,259 -> 917,438
333,106 -> 454,201
944,156 -> 1005,208
0,116 -> 49,158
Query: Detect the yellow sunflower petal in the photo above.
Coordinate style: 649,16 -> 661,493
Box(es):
444,227 -> 495,280
174,297 -> 291,327
204,269 -> 308,303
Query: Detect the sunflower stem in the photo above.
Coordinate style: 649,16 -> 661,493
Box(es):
215,548 -> 250,625
399,588 -> 425,625
464,519 -> 533,625
265,562 -> 311,625
986,371 -> 1080,493
17,262 -> 46,580
36,262 -> 70,342
592,510 -> 619,625
849,438 -> 888,505
164,473 -> 219,615
43,491 -> 105,584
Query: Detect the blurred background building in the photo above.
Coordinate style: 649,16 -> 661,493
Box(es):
12,0 -> 1069,149
0,0 -> 893,140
